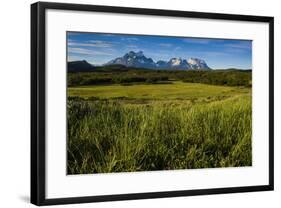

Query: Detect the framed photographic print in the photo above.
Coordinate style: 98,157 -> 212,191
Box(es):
31,2 -> 274,206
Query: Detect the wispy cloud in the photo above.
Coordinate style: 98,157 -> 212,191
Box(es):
182,39 -> 211,44
126,44 -> 138,48
223,48 -> 250,54
68,47 -> 113,56
159,43 -> 173,47
100,34 -> 116,37
174,46 -> 181,51
68,40 -> 114,48
224,42 -> 252,50
121,37 -> 139,41
67,32 -> 252,69
124,44 -> 142,52
88,40 -> 115,47
198,51 -> 228,57
68,55 -> 83,62
68,39 -> 75,42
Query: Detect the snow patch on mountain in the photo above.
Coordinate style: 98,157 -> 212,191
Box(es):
188,58 -> 210,69
105,51 -> 211,70
170,58 -> 181,66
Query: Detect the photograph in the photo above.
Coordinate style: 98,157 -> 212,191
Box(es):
66,32 -> 252,175
30,2 -> 274,205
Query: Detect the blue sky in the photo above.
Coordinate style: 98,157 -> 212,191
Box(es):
67,32 -> 252,69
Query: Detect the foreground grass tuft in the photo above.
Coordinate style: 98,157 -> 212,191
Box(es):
67,95 -> 252,174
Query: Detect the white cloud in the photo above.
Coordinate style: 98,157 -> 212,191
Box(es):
100,34 -> 116,37
68,47 -> 112,56
159,43 -> 173,47
224,42 -> 252,50
182,38 -> 211,44
68,40 -> 114,48
68,55 -> 83,62
121,37 -> 139,41
174,46 -> 181,51
126,44 -> 138,48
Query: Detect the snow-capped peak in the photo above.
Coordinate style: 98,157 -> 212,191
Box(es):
170,58 -> 182,66
135,51 -> 144,57
105,51 -> 211,70
187,58 -> 210,69
127,51 -> 144,58
188,58 -> 204,65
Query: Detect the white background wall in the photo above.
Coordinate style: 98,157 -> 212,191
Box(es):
0,0 -> 279,207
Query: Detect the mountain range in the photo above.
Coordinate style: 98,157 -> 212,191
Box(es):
105,51 -> 210,70
68,51 -> 211,72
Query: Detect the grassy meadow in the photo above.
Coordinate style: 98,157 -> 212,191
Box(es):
67,69 -> 252,174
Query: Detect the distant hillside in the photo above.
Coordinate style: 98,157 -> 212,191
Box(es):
68,60 -> 95,72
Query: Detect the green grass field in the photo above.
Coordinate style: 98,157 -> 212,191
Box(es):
68,81 -> 250,100
67,81 -> 252,174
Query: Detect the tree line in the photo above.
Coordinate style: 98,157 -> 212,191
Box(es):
68,67 -> 251,87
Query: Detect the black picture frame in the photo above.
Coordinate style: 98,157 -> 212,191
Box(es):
31,2 -> 274,206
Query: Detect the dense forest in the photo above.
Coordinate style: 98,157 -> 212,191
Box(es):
68,65 -> 252,87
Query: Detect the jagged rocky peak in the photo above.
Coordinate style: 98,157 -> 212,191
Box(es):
156,60 -> 168,68
126,51 -> 144,58
105,51 -> 211,70
166,58 -> 191,70
188,58 -> 210,69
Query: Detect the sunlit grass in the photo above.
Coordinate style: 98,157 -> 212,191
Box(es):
67,82 -> 252,174
68,81 -> 250,100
